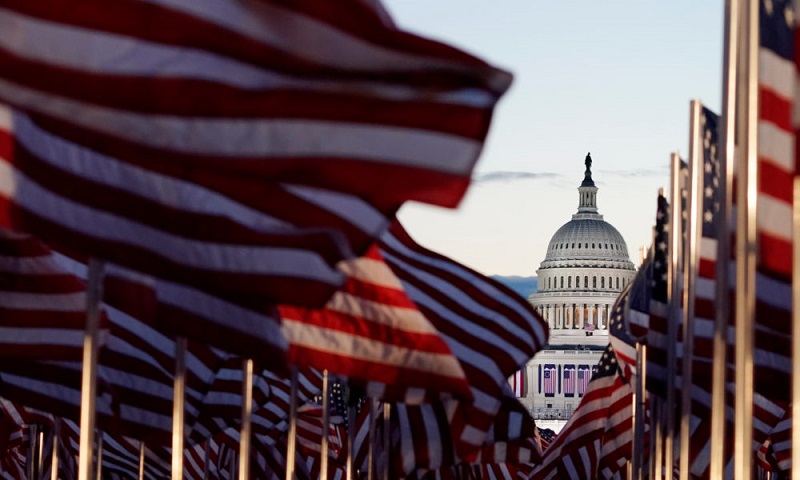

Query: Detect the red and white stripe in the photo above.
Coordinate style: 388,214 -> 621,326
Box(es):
378,221 -> 548,461
0,1 -> 509,209
280,245 -> 470,401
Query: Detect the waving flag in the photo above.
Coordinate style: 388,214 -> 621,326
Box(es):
511,368 -> 527,398
531,346 -> 634,480
280,245 -> 470,401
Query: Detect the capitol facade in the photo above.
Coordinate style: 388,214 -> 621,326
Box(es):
518,154 -> 637,431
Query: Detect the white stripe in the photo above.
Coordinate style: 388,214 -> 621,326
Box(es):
0,78 -> 481,173
284,184 -> 387,238
13,112 -> 296,232
759,47 -> 796,100
757,193 -> 792,243
282,319 -> 465,378
0,161 -> 343,282
758,122 -> 794,172
336,256 -> 405,290
326,291 -> 437,334
0,291 -> 85,310
695,276 -> 716,301
0,327 -> 84,346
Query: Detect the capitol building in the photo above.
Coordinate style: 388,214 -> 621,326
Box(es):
519,154 -> 636,431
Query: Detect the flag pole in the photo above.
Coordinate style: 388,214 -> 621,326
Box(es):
711,0 -> 740,477
78,258 -> 105,480
284,365 -> 299,480
320,370 -> 330,480
382,403 -> 391,480
791,177 -> 800,480
679,100 -> 703,480
28,424 -> 38,480
37,428 -> 45,479
238,358 -> 253,480
51,419 -> 60,480
345,389 -> 356,480
631,341 -> 647,480
367,398 -> 377,480
734,0 -> 758,476
666,152 -> 684,475
138,441 -> 145,480
172,337 -> 187,480
95,433 -> 104,480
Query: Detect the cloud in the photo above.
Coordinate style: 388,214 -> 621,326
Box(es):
597,168 -> 668,178
473,171 -> 561,184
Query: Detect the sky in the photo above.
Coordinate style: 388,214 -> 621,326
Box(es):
381,1 -> 724,277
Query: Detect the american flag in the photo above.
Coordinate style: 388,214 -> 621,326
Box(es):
0,0 -> 511,315
511,368 -> 527,398
563,365 -> 575,397
577,366 -> 591,398
750,0 -> 794,404
531,346 -> 633,480
543,365 -> 557,397
279,244 -> 470,402
608,282 -> 636,378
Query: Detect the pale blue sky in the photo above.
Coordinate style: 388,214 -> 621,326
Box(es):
381,1 -> 724,276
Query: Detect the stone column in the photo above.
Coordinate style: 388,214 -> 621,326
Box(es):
547,304 -> 554,329
598,304 -> 605,329
578,304 -> 584,328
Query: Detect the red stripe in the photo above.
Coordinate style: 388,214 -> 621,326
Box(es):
759,87 -> 793,132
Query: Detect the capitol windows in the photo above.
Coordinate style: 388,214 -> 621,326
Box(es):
576,276 -> 580,288
584,276 -> 588,289
608,276 -> 612,289
601,277 -> 604,289
560,276 -> 564,288
592,243 -> 595,248
568,277 -> 571,288
593,276 -> 597,289
616,277 -> 620,289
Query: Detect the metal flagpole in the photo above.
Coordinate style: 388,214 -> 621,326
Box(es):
239,358 -> 254,480
632,341 -> 647,480
139,441 -> 145,480
37,428 -> 45,479
345,389 -> 356,480
734,0 -> 758,477
320,370 -> 330,480
679,100 -> 703,480
284,365 -> 299,480
95,433 -> 104,480
711,0 -> 740,477
78,259 -> 105,480
51,419 -> 60,480
665,152 -> 684,476
172,337 -> 187,480
793,179 -> 800,480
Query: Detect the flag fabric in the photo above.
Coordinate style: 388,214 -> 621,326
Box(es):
542,366 -> 557,398
530,346 -> 634,480
644,192 -> 672,397
0,0 -> 511,209
563,365 -> 575,398
577,366 -> 591,398
376,221 -> 549,461
0,0 -> 512,310
511,368 -> 527,398
279,244 -> 470,401
608,282 -> 637,379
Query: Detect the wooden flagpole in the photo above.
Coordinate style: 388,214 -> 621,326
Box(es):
51,419 -> 60,480
367,398 -> 377,480
711,0 -> 740,476
284,365 -> 299,480
239,358 -> 254,480
679,100 -> 702,480
792,178 -> 800,480
95,433 -> 104,480
138,441 -> 145,480
172,337 -> 187,480
320,370 -> 330,480
631,341 -> 647,480
734,0 -> 758,476
382,403 -> 391,480
78,259 -> 105,480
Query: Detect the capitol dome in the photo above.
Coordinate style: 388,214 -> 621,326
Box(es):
528,153 -> 636,333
